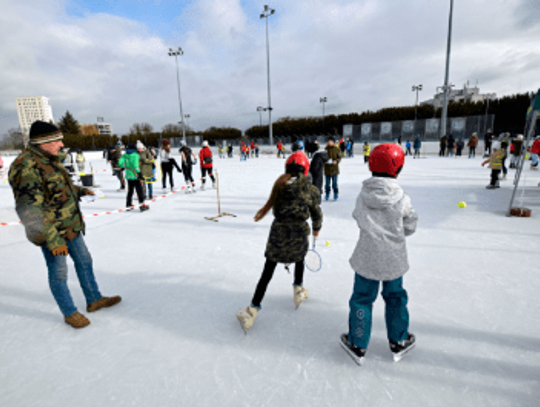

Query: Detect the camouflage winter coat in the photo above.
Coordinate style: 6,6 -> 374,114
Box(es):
9,145 -> 89,251
138,149 -> 155,179
324,144 -> 341,176
264,175 -> 323,263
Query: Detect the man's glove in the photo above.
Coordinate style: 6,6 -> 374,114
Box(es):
52,244 -> 68,256
84,190 -> 95,196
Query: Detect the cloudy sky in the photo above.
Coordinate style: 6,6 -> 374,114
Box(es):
1,0 -> 539,137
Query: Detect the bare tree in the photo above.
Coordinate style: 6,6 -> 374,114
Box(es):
0,128 -> 24,149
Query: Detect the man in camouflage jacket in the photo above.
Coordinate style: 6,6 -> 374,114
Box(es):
9,121 -> 121,329
324,137 -> 342,201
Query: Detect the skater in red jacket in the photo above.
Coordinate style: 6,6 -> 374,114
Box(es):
199,141 -> 216,190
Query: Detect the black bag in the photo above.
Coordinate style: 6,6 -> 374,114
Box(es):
203,156 -> 212,164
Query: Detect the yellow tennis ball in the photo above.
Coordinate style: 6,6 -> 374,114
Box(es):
326,241 -> 331,247
458,201 -> 467,208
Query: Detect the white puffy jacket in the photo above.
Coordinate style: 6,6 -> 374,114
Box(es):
349,177 -> 418,281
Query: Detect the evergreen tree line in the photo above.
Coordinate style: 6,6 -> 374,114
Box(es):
51,91 -> 535,151
245,91 -> 536,139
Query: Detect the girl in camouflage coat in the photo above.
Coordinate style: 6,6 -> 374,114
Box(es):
237,153 -> 323,334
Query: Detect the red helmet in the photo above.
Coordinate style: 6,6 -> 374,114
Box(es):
369,143 -> 405,177
286,151 -> 310,176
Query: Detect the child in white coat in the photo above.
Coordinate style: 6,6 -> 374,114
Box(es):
340,143 -> 418,365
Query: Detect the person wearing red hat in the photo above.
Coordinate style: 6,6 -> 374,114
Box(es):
236,153 -> 322,334
340,143 -> 418,365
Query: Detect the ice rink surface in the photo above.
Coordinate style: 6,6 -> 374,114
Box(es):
1,150 -> 539,407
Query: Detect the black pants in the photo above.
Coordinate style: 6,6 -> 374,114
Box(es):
182,164 -> 194,183
251,260 -> 304,307
161,162 -> 174,188
126,179 -> 144,207
414,149 -> 420,158
405,147 -> 412,156
490,169 -> 501,186
364,156 -> 369,163
201,167 -> 215,184
502,158 -> 507,175
469,146 -> 476,157
439,147 -> 446,156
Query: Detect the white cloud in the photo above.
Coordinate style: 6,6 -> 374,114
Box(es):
1,0 -> 539,138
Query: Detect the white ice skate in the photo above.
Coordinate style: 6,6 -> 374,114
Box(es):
212,182 -> 216,189
200,184 -> 206,191
236,306 -> 259,334
191,184 -> 197,193
293,285 -> 309,309
185,185 -> 191,194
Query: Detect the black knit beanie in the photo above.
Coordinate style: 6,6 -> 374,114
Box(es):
29,121 -> 63,145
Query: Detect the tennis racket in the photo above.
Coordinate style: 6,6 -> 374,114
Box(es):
306,237 -> 322,272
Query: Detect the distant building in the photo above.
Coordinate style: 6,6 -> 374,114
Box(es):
422,84 -> 496,108
95,122 -> 113,136
15,96 -> 54,144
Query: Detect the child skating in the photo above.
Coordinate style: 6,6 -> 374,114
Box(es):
340,143 -> 418,365
237,153 -> 323,334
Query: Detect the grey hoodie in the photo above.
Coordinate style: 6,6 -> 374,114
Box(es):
349,177 -> 418,281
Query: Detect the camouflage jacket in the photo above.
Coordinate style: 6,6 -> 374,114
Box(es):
9,145 -> 89,251
265,175 -> 323,264
324,144 -> 341,176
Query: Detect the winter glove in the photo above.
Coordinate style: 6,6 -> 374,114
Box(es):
52,244 -> 68,256
84,190 -> 95,196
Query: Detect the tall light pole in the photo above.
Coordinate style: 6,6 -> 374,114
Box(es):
257,106 -> 266,127
412,85 -> 422,135
260,5 -> 275,145
320,97 -> 327,135
184,114 -> 190,132
168,47 -> 186,145
440,0 -> 454,140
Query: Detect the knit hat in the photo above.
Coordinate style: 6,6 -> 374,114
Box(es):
29,121 -> 63,145
202,141 -> 209,147
327,136 -> 335,142
162,139 -> 170,146
492,141 -> 501,150
127,143 -> 137,150
136,140 -> 145,150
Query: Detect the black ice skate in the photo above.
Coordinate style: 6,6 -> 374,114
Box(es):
389,333 -> 416,362
340,333 -> 366,366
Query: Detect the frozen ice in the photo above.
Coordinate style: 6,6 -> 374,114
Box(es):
1,148 -> 539,407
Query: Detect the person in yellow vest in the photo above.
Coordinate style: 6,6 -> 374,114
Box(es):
363,141 -> 371,164
481,141 -> 505,189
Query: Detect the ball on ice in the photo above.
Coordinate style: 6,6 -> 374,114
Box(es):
458,201 -> 467,208
325,241 -> 331,247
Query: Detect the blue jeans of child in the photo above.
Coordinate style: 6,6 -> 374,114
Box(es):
348,273 -> 409,349
325,175 -> 338,196
531,153 -> 539,167
41,234 -> 102,317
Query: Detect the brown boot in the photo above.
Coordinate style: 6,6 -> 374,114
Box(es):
64,312 -> 90,329
87,296 -> 122,313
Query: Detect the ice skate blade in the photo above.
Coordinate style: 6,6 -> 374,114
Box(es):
392,342 -> 416,362
340,341 -> 364,366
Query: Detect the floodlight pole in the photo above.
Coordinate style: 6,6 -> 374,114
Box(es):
412,85 -> 423,135
440,0 -> 454,140
320,97 -> 327,135
168,47 -> 186,145
260,5 -> 275,146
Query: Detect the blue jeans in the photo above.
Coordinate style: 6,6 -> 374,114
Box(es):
348,273 -> 409,349
325,175 -> 338,196
144,181 -> 153,197
41,234 -> 102,317
531,153 -> 539,167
